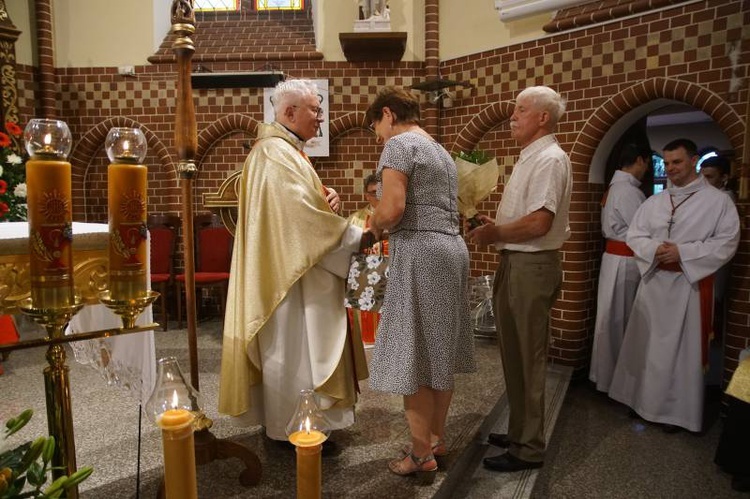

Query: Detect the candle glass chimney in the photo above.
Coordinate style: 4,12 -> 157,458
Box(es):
105,127 -> 147,164
146,356 -> 203,422
24,119 -> 72,159
285,389 -> 331,443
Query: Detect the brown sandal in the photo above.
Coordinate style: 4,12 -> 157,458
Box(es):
388,452 -> 438,484
400,439 -> 449,467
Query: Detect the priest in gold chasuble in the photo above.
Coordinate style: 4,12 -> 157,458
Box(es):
219,80 -> 369,440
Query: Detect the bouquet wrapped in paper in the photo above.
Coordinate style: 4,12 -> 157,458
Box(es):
454,150 -> 499,227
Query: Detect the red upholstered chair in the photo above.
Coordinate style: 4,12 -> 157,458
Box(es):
148,214 -> 180,331
175,213 -> 233,328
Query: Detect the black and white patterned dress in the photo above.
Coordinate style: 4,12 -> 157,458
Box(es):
369,131 -> 476,395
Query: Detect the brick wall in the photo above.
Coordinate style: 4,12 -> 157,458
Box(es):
14,0 -> 750,380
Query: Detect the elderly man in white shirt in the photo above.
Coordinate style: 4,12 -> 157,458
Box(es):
468,85 -> 572,472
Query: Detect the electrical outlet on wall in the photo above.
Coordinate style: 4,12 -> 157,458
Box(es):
118,66 -> 135,76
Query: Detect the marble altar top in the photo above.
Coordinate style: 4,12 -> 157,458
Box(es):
0,222 -> 109,256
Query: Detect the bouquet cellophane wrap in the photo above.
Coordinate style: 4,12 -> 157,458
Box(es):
725,356 -> 750,404
455,156 -> 500,218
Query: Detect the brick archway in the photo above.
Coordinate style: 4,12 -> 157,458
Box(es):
571,77 -> 744,169
196,113 -> 259,166
70,117 -> 173,177
70,117 -> 174,220
329,111 -> 370,140
449,101 -> 515,155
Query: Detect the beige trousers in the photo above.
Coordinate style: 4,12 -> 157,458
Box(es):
493,249 -> 561,462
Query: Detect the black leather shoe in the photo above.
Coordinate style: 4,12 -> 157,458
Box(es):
487,433 -> 511,448
483,453 -> 543,472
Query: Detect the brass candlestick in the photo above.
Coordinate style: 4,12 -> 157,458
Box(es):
15,118 -> 162,499
18,297 -> 84,499
99,289 -> 160,328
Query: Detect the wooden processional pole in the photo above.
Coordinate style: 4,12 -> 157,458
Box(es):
739,87 -> 750,201
168,0 -> 261,486
170,1 -> 201,387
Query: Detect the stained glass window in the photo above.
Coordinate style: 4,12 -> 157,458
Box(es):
256,0 -> 304,10
194,0 -> 239,11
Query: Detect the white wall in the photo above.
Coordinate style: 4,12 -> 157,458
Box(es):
648,122 -> 732,154
52,0 -> 158,68
8,1 -> 554,67
439,0 -> 548,61
6,0 -> 34,66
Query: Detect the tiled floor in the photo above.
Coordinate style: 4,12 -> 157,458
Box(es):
1,317 -> 744,498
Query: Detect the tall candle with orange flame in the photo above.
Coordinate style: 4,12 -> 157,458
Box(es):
24,120 -> 74,309
105,128 -> 149,301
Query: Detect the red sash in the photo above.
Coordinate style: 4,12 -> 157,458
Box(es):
605,239 -> 634,257
657,263 -> 714,368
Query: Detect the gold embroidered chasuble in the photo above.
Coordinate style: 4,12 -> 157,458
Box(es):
219,122 -> 368,417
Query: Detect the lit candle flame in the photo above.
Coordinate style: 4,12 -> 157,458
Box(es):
171,390 -> 179,410
43,133 -> 52,146
304,416 -> 311,434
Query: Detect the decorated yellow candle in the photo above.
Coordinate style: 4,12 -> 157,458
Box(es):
156,391 -> 197,499
23,119 -> 74,309
105,128 -> 149,301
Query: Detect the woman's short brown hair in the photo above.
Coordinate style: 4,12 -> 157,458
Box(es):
366,86 -> 421,126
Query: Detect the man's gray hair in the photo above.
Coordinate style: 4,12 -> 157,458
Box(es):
517,86 -> 566,129
272,79 -> 320,116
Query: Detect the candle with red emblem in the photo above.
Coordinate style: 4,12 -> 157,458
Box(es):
105,128 -> 148,302
23,119 -> 74,309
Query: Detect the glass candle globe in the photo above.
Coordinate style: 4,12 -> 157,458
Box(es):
285,389 -> 331,446
145,356 -> 203,424
105,127 -> 147,163
23,119 -> 72,159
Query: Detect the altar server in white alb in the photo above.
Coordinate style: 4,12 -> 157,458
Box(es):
589,143 -> 650,392
609,138 -> 740,433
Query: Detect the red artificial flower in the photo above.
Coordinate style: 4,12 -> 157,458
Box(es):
0,132 -> 9,147
5,122 -> 22,137
0,179 -> 6,194
0,202 -> 9,217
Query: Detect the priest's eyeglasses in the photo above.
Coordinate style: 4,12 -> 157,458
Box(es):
294,105 -> 324,118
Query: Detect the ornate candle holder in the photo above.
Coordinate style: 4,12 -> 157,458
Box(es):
286,390 -> 331,499
99,127 -> 157,326
19,118 -> 87,497
146,357 -> 201,499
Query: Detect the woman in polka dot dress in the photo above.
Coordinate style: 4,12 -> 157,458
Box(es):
366,86 -> 476,482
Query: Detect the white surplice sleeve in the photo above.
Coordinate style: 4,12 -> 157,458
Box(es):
626,197 -> 663,279
678,195 -> 740,284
